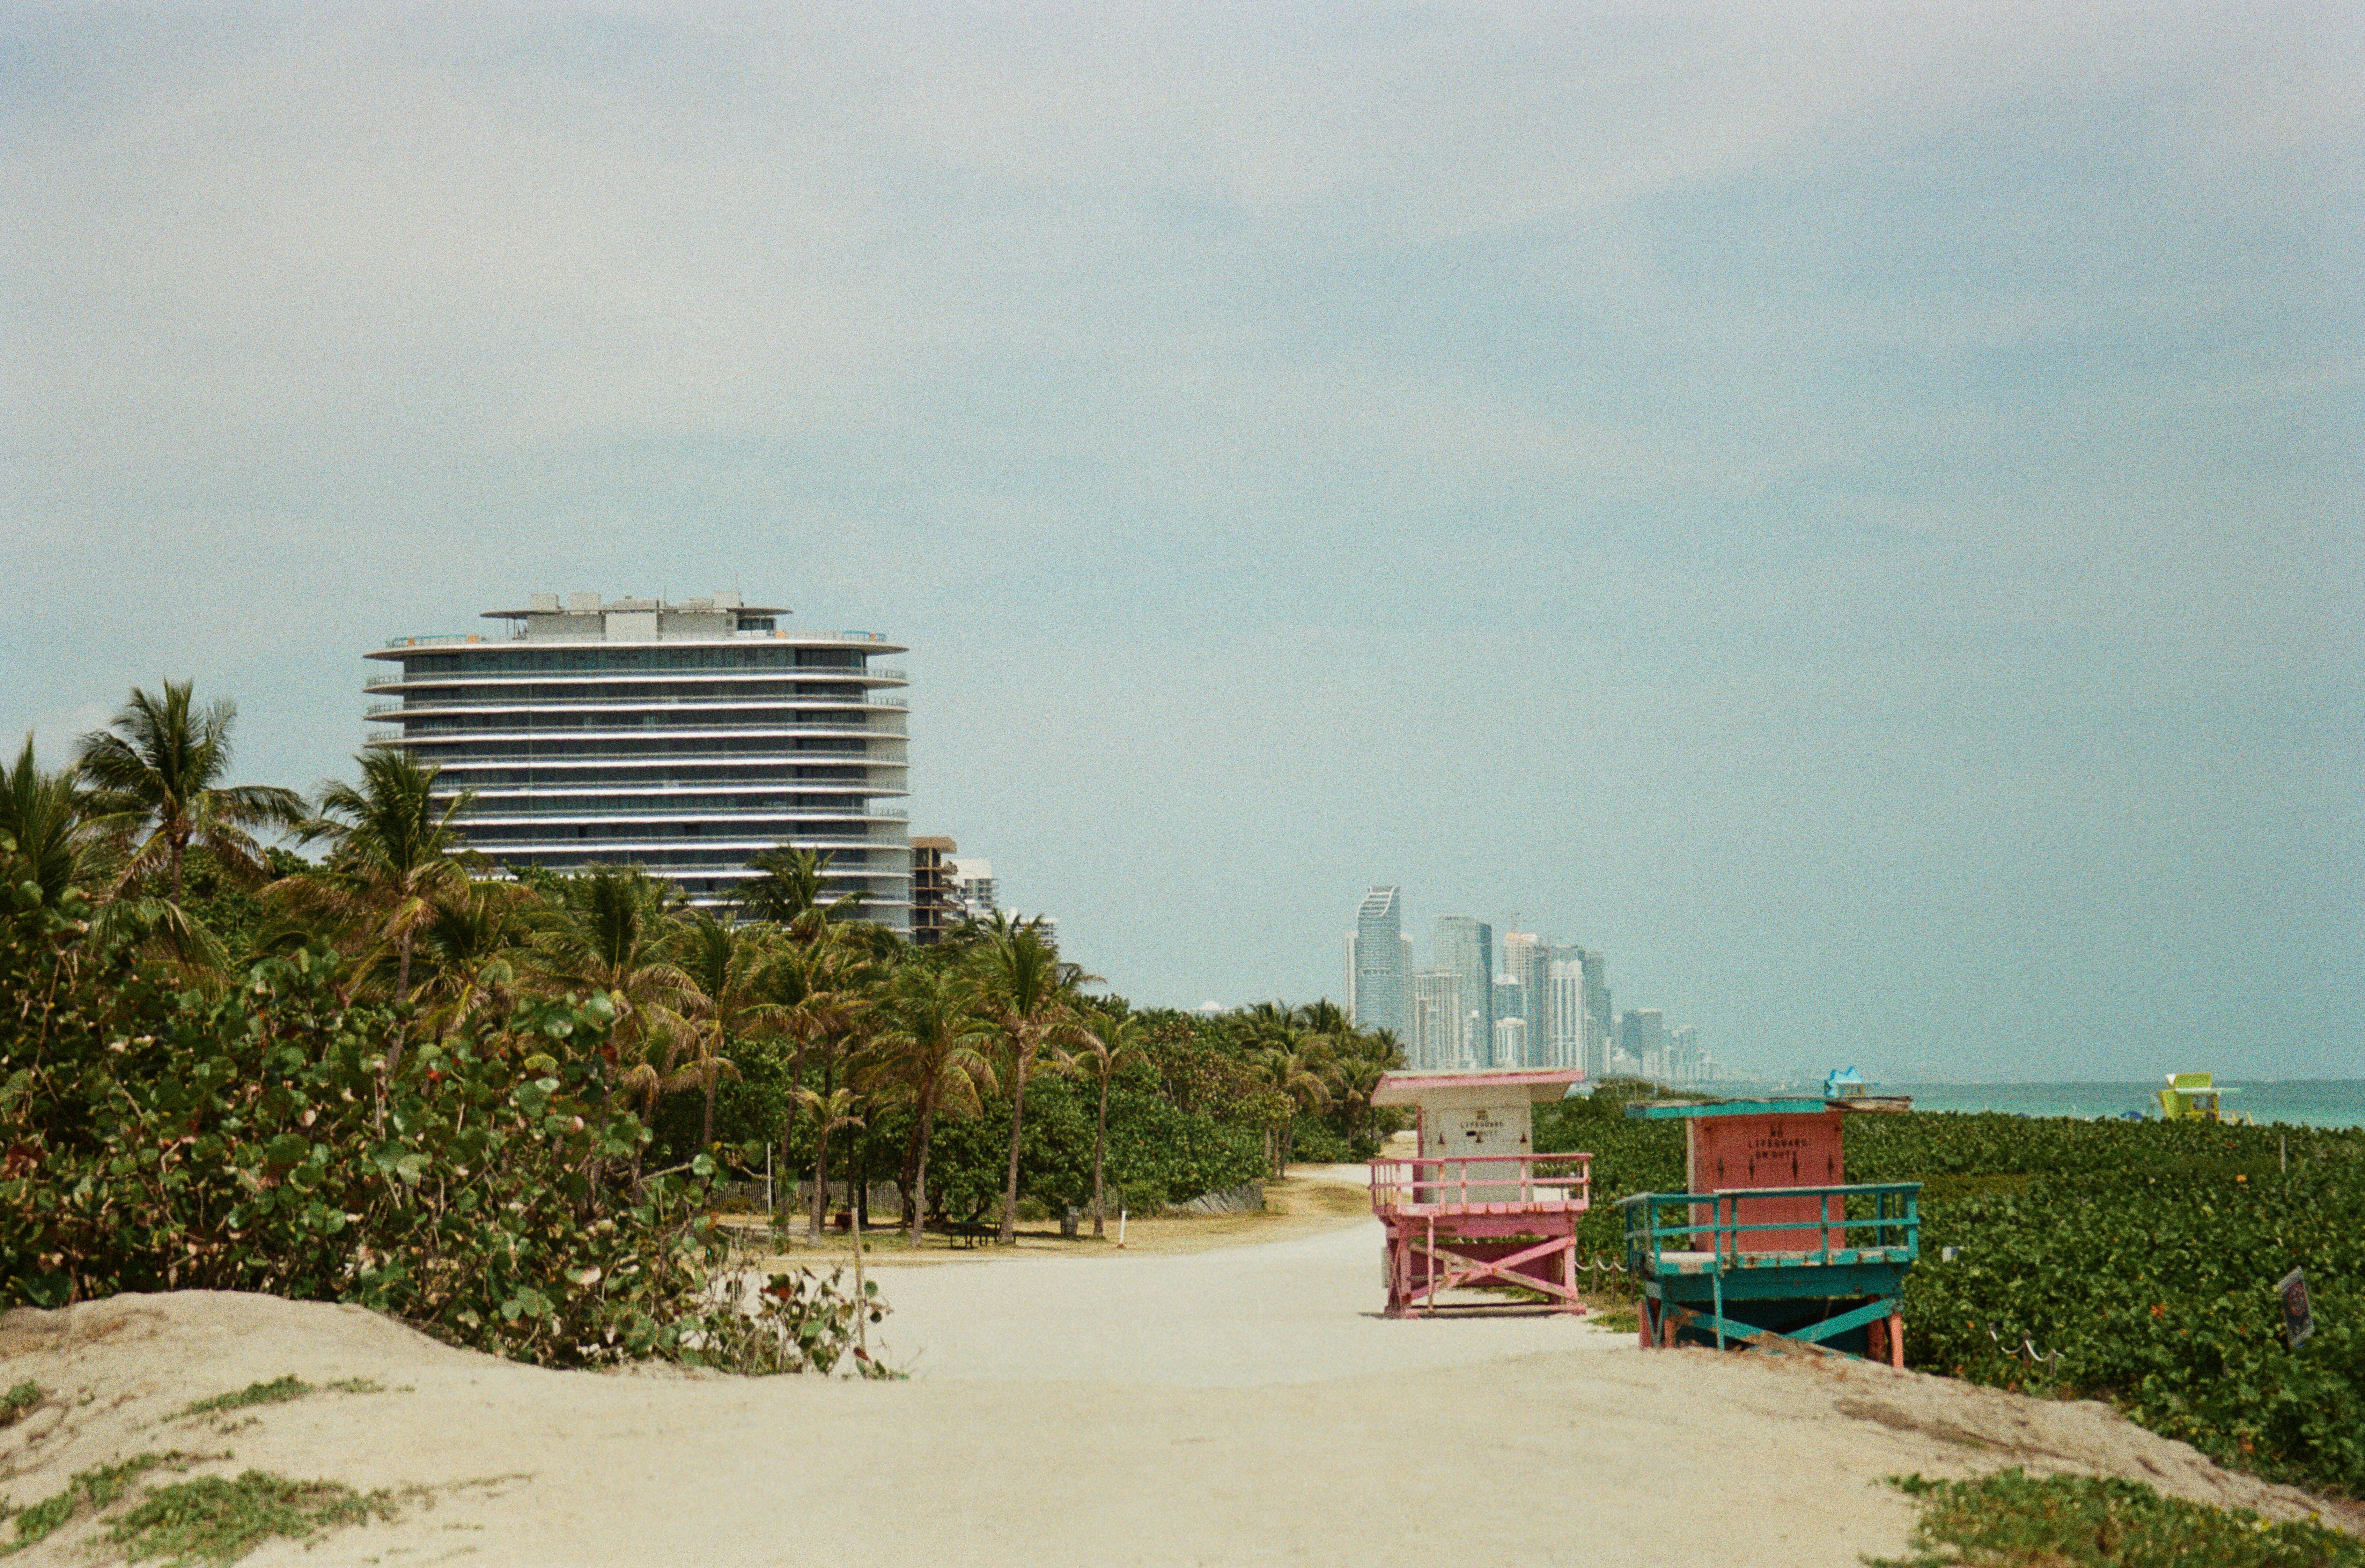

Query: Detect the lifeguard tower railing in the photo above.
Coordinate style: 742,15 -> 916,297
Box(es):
1369,1152 -> 1592,1216
1617,1183 -> 1921,1359
1368,1153 -> 1594,1316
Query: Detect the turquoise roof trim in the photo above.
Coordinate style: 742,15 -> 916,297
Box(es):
1623,1097 -> 1833,1120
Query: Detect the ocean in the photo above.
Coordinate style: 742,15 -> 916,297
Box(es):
1724,1080 -> 2365,1129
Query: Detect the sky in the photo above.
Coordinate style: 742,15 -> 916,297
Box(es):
3,3 -> 2358,1080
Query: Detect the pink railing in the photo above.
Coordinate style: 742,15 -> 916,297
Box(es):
1368,1153 -> 1593,1215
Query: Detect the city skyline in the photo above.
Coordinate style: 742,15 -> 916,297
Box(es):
5,8 -> 2354,1080
1341,887 -> 1702,1080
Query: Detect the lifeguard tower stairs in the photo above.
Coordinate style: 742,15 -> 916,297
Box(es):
1368,1068 -> 1592,1318
1618,1097 -> 1921,1364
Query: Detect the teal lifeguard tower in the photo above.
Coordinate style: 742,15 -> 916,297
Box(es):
1619,1096 -> 1920,1364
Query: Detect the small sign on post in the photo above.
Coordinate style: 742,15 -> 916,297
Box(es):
2276,1267 -> 2313,1348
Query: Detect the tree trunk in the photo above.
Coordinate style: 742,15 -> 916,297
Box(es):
999,1040 -> 1031,1245
383,927 -> 417,1083
809,1122 -> 831,1242
1092,1072 -> 1111,1238
897,1113 -> 921,1234
908,1113 -> 933,1246
701,1069 -> 718,1151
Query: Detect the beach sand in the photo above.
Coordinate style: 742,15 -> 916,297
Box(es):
2,1170 -> 2352,1566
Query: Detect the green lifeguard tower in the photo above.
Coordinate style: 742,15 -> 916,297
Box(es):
2157,1073 -> 2245,1123
1619,1096 -> 1920,1364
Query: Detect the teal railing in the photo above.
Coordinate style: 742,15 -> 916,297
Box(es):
1615,1182 -> 1921,1274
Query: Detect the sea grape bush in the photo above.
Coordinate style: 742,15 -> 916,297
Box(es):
1896,1120 -> 2364,1497
0,882 -> 862,1371
1538,1088 -> 2365,1496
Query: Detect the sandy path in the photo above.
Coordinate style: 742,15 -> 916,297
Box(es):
871,1211 -> 1622,1384
2,1199 -> 2354,1567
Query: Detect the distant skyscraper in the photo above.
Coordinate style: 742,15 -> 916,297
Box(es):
1409,969 -> 1465,1067
1492,1015 -> 1527,1068
1620,1008 -> 1666,1082
1491,976 -> 1526,1059
1351,887 -> 1406,1039
1583,953 -> 1611,1078
1501,930 -> 1551,1066
1434,916 -> 1494,1052
1545,951 -> 1586,1070
1668,1025 -> 1703,1083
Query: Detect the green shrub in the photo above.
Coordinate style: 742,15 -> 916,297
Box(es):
1873,1468 -> 2364,1568
1534,1091 -> 2365,1497
1287,1123 -> 1353,1163
0,901 -> 861,1373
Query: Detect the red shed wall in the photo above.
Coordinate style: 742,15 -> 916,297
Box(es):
1686,1110 -> 1844,1251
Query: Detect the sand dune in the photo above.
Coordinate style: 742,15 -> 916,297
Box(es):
1,1195 -> 2352,1567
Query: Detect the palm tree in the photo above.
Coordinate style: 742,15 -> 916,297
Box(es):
976,919 -> 1101,1244
756,928 -> 867,1225
0,735 -> 94,907
1292,998 -> 1355,1048
407,880 -> 537,1048
1070,1005 -> 1148,1238
1325,1030 -> 1403,1151
73,681 -> 304,902
863,961 -> 996,1243
737,844 -> 844,927
793,1084 -> 864,1243
527,867 -> 698,1163
669,911 -> 782,1150
1253,1026 -> 1332,1176
275,750 -> 476,1025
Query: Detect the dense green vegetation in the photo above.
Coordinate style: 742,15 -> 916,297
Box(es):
1535,1088 -> 2365,1498
0,679 -> 1403,1376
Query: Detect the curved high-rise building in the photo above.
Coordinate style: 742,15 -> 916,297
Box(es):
1351,886 -> 1405,1039
363,591 -> 911,928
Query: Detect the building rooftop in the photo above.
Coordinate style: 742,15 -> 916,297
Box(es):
482,592 -> 788,619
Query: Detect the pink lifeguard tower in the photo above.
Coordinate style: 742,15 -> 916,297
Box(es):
1367,1067 -> 1591,1317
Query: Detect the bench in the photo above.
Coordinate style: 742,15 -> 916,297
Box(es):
940,1220 -> 998,1249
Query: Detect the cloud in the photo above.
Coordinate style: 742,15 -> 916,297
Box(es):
3,1 -> 2358,1074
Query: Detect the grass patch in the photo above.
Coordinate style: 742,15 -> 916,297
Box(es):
172,1375 -> 382,1421
0,1383 -> 36,1429
1591,1306 -> 1639,1334
1870,1469 -> 2365,1568
1,1452 -> 200,1555
107,1471 -> 394,1566
174,1377 -> 308,1419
